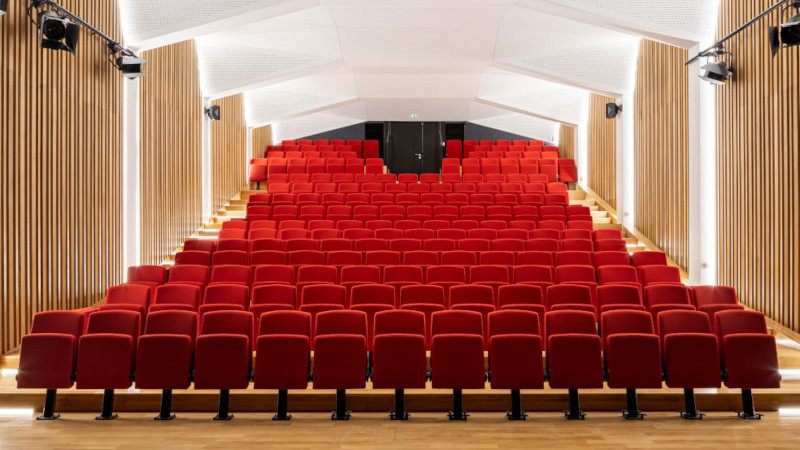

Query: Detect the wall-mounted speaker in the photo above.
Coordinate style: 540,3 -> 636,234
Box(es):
205,105 -> 221,121
606,103 -> 622,119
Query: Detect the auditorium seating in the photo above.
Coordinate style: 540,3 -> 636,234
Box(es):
16,137 -> 782,424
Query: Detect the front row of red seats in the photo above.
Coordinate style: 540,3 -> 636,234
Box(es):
17,309 -> 779,422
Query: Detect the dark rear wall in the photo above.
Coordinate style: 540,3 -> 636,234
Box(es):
298,123 -> 366,142
297,121 -> 554,145
464,122 -> 554,145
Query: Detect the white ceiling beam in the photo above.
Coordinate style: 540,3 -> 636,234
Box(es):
248,98 -> 361,128
207,60 -> 347,101
515,0 -> 697,49
490,61 -> 622,98
475,98 -> 578,127
130,0 -> 320,51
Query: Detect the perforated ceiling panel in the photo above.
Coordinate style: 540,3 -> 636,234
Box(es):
196,40 -> 338,97
118,0 -> 292,44
505,39 -> 639,95
487,88 -> 588,125
271,105 -> 368,141
245,88 -> 354,126
471,114 -> 561,144
538,0 -> 719,41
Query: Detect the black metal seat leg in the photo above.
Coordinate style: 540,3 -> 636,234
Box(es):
37,389 -> 60,420
564,389 -> 586,420
213,390 -> 233,420
155,390 -> 175,421
273,389 -> 291,421
96,389 -> 118,420
622,389 -> 645,420
680,388 -> 704,419
448,389 -> 469,421
331,389 -> 351,420
390,389 -> 409,420
506,389 -> 528,420
737,389 -> 763,420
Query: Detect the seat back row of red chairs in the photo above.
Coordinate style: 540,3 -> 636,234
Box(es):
17,307 -> 779,421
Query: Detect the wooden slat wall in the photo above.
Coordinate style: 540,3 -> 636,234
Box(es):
587,93 -> 618,210
211,94 -> 247,213
140,41 -> 203,265
716,0 -> 800,331
252,125 -> 273,158
634,40 -> 690,271
558,125 -> 575,159
0,0 -> 123,353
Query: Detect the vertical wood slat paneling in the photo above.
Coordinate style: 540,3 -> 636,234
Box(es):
634,40 -> 690,271
0,0 -> 123,353
252,125 -> 273,158
558,124 -> 576,160
139,40 -> 203,265
210,94 -> 247,213
587,93 -> 618,210
716,0 -> 800,331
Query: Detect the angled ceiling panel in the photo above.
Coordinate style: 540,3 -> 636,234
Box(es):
196,40 -> 341,97
271,103 -> 368,141
118,0 -> 311,46
522,0 -> 719,43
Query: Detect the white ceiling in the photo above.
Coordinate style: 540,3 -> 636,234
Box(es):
119,0 -> 719,140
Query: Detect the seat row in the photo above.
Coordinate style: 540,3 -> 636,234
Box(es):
234,227 -> 605,241
246,202 -> 577,218
259,183 -> 569,197
17,308 -> 779,421
154,262 -> 682,293
261,172 -> 560,185
109,275 -> 741,324
183,240 -> 646,264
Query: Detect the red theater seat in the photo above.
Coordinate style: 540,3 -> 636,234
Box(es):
643,285 -> 695,316
151,284 -> 202,312
430,310 -> 485,420
76,310 -> 141,420
135,310 -> 197,420
399,285 -> 447,347
714,310 -> 780,418
312,311 -> 368,420
488,310 -> 544,420
601,310 -> 662,419
545,310 -> 603,419
193,311 -> 253,420
254,311 -> 311,420
17,310 -> 86,419
658,310 -> 721,419
372,310 -> 427,419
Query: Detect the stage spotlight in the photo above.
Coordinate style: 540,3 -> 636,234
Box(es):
38,10 -> 79,53
698,46 -> 733,85
116,54 -> 149,79
1,0 -> 9,16
605,103 -> 622,119
206,105 -> 221,122
769,2 -> 800,57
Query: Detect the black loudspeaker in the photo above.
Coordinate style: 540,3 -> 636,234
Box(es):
206,105 -> 221,121
606,103 -> 622,119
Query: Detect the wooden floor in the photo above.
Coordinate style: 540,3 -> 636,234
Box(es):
1,411 -> 800,449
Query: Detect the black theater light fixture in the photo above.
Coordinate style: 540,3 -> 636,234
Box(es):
38,9 -> 79,53
698,45 -> 734,86
769,1 -> 800,56
605,103 -> 622,119
1,0 -> 9,16
28,0 -> 148,77
687,0 -> 799,70
206,105 -> 221,122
